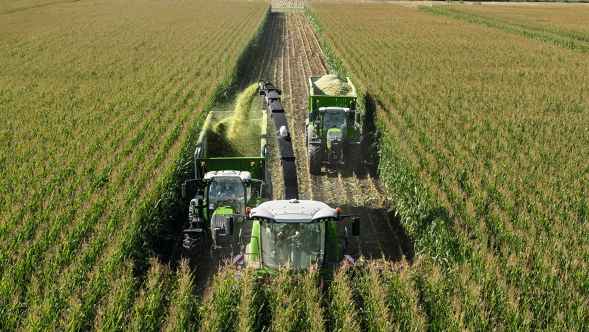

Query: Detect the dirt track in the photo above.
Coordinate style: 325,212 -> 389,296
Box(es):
241,10 -> 413,262
193,9 -> 412,294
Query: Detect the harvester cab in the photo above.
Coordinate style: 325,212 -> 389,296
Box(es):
233,199 -> 360,274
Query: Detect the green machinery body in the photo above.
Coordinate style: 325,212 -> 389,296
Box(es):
306,76 -> 363,175
181,110 -> 271,264
233,199 -> 360,276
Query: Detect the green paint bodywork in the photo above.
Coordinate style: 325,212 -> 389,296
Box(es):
213,206 -> 236,215
308,77 -> 357,112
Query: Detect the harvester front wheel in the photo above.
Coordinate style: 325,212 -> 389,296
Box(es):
308,144 -> 322,175
349,143 -> 363,175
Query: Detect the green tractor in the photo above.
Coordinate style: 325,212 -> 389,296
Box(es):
182,169 -> 269,264
181,109 -> 271,264
232,198 -> 360,274
306,75 -> 363,175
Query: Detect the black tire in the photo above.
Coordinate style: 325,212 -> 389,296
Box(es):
308,144 -> 322,175
348,143 -> 363,175
182,232 -> 203,263
306,124 -> 314,148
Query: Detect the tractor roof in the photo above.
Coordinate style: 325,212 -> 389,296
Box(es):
319,107 -> 351,113
203,170 -> 251,182
249,199 -> 338,224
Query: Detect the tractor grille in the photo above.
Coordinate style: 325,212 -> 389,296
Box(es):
327,131 -> 343,141
212,214 -> 227,229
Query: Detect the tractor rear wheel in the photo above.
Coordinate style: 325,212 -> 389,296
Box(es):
349,143 -> 363,175
308,144 -> 322,175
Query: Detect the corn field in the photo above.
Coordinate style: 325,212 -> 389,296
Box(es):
421,3 -> 589,53
3,0 -> 589,330
0,0 -> 269,329
308,2 -> 589,329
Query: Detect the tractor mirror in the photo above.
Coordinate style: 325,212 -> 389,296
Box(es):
182,180 -> 199,199
181,182 -> 187,199
352,217 -> 360,236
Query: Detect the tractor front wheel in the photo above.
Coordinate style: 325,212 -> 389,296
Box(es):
306,124 -> 314,148
182,231 -> 204,264
308,144 -> 322,175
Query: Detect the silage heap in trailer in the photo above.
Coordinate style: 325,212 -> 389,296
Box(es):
207,83 -> 264,158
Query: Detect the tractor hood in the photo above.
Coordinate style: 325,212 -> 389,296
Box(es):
249,199 -> 338,223
213,205 -> 236,215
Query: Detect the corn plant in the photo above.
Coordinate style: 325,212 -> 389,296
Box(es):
308,2 -> 589,329
0,1 -> 270,330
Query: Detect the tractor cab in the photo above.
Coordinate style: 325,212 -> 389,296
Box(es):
318,107 -> 351,164
237,199 -> 360,273
181,170 -> 268,263
204,171 -> 251,217
321,107 -> 349,133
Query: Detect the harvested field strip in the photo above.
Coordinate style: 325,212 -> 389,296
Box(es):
309,2 -> 589,329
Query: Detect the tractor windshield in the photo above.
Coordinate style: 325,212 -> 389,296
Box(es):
207,176 -> 247,215
323,110 -> 346,131
259,222 -> 326,270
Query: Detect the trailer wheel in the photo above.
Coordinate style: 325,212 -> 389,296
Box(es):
349,143 -> 363,176
308,144 -> 322,175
